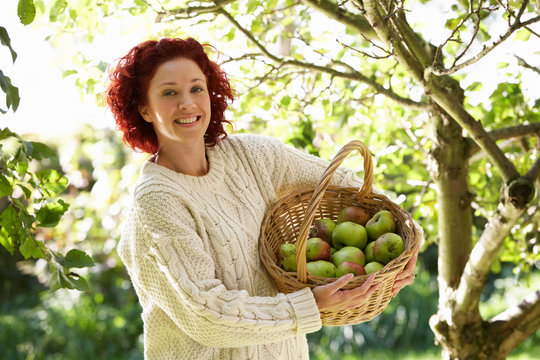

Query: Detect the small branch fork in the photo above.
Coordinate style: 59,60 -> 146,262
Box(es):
427,0 -> 540,77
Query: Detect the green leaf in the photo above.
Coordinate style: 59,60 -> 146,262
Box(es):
514,29 -> 530,41
35,199 -> 69,227
64,249 -> 95,268
0,174 -> 13,197
49,0 -> 67,22
18,0 -> 37,25
280,95 -> 291,106
62,69 -> 77,78
19,234 -> 46,259
29,141 -> 55,160
0,27 -> 17,62
0,205 -> 19,254
55,269 -> 90,291
0,127 -> 14,140
0,227 -> 14,254
466,82 -> 483,92
15,160 -> 28,178
36,169 -> 68,195
67,274 -> 90,291
17,183 -> 32,198
0,69 -> 20,112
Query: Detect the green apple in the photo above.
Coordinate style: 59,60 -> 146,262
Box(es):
280,243 -> 297,272
309,218 -> 336,244
307,260 -> 336,278
306,237 -> 332,261
365,210 -> 396,241
335,261 -> 366,277
373,233 -> 404,264
364,241 -> 375,263
364,261 -> 384,274
331,246 -> 366,267
332,221 -> 368,250
337,206 -> 371,226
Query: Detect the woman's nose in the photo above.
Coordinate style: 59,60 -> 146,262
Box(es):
178,95 -> 195,110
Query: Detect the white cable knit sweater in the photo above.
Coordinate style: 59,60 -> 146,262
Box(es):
118,134 -> 363,359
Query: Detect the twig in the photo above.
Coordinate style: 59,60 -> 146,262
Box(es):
217,7 -> 428,110
516,55 -> 540,75
429,14 -> 540,76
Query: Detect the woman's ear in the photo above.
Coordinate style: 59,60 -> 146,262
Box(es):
138,105 -> 152,123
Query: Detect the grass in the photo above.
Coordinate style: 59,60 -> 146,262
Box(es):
311,345 -> 540,359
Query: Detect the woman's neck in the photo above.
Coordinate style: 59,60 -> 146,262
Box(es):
154,142 -> 209,176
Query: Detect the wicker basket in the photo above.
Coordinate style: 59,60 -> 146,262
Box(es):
259,140 -> 420,326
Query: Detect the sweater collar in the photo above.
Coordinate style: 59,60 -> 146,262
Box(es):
140,140 -> 226,188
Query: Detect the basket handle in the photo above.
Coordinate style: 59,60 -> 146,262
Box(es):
296,140 -> 374,283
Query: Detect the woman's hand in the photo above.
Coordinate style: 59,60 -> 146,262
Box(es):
312,273 -> 381,312
391,251 -> 418,297
392,223 -> 423,297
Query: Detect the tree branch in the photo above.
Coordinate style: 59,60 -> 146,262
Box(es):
468,123 -> 540,156
516,55 -> 540,75
155,0 -> 235,21
216,7 -> 427,110
363,0 -> 425,83
488,289 -> 540,356
426,85 -> 520,182
454,197 -> 525,318
525,156 -> 540,182
429,14 -> 540,76
302,0 -> 378,40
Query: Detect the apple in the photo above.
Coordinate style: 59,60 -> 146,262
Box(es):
336,261 -> 366,277
332,221 -> 368,250
280,243 -> 297,272
364,261 -> 384,274
307,260 -> 336,278
365,210 -> 396,241
309,218 -> 336,244
364,241 -> 375,263
373,233 -> 404,264
306,237 -> 332,261
331,246 -> 366,267
337,206 -> 371,226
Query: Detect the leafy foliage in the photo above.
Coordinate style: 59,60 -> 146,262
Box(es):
0,1 -> 94,292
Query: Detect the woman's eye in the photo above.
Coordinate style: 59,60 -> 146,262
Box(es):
191,86 -> 204,93
163,90 -> 176,96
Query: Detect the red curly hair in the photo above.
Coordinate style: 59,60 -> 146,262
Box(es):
107,37 -> 234,154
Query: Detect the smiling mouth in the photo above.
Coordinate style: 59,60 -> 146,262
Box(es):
174,116 -> 200,124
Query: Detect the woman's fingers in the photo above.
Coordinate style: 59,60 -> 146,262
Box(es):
392,273 -> 416,296
395,252 -> 418,281
313,273 -> 381,312
325,273 -> 355,294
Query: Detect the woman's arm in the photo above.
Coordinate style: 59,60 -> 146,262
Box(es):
120,190 -> 322,348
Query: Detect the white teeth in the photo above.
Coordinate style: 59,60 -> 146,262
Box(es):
174,117 -> 198,124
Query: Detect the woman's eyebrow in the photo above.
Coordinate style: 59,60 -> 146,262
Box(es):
158,78 -> 205,87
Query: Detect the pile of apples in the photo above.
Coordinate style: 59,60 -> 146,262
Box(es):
279,206 -> 404,278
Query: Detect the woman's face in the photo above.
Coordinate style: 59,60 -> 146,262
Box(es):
140,57 -> 211,152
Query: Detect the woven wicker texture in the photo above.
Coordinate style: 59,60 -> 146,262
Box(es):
259,140 -> 420,326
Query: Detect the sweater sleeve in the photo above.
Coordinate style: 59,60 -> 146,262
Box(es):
121,189 -> 322,348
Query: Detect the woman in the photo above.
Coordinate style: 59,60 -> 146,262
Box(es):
107,37 -> 420,359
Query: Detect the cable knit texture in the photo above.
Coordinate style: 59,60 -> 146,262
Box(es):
118,134 -> 364,359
